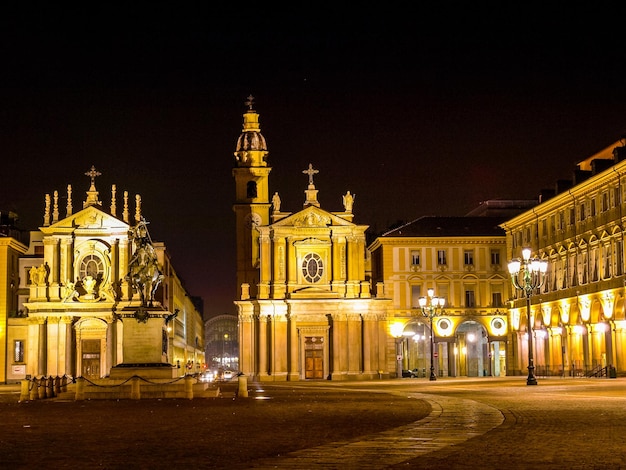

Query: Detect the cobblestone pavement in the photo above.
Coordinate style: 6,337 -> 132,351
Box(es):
1,377 -> 624,469
248,377 -> 626,469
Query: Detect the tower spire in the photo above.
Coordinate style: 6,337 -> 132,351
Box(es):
83,165 -> 102,208
303,163 -> 320,207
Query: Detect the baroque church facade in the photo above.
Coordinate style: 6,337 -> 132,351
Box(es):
5,168 -> 205,382
233,99 -> 393,381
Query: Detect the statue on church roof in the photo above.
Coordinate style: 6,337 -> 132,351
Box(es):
126,218 -> 164,308
272,192 -> 281,212
343,191 -> 355,212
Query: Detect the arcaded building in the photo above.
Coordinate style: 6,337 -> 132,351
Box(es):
369,216 -> 511,378
501,140 -> 626,377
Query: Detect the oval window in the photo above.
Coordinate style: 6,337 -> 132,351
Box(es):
302,253 -> 323,283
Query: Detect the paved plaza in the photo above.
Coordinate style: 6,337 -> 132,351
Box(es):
1,377 -> 624,469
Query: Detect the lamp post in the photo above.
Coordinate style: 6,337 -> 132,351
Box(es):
222,333 -> 229,368
418,288 -> 445,381
390,323 -> 404,378
507,248 -> 548,386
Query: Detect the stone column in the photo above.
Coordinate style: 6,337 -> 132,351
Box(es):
269,305 -> 289,380
258,232 -> 271,299
238,308 -> 257,378
44,237 -> 61,299
258,314 -> 269,381
288,313 -> 299,380
272,237 -> 286,298
331,312 -> 348,379
46,317 -> 60,377
26,317 -> 44,377
286,237 -> 296,292
118,238 -> 131,300
346,313 -> 363,376
60,237 -> 74,287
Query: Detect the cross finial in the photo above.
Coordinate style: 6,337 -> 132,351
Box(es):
85,165 -> 101,189
245,95 -> 255,110
303,163 -> 319,186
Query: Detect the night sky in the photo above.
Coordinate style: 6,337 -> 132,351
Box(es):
2,6 -> 626,318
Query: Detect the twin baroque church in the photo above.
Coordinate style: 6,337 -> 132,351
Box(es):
9,168 -> 205,382
233,99 -> 393,381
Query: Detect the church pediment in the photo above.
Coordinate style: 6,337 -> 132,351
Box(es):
41,206 -> 129,235
271,206 -> 355,228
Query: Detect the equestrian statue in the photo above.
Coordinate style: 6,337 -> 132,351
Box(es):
126,218 -> 164,307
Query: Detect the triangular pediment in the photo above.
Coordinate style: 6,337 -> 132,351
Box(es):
40,206 -> 129,235
271,205 -> 355,228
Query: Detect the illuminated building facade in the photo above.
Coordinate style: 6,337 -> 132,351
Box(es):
0,215 -> 28,384
369,217 -> 510,377
501,140 -> 626,377
3,170 -> 204,383
233,99 -> 393,381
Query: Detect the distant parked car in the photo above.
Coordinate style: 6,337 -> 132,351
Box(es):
402,369 -> 421,378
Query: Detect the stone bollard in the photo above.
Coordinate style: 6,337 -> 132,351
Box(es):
184,375 -> 194,400
130,377 -> 141,400
237,374 -> 248,398
75,377 -> 85,400
61,376 -> 68,392
20,379 -> 30,402
37,377 -> 46,400
29,378 -> 38,401
46,376 -> 55,398
54,376 -> 61,395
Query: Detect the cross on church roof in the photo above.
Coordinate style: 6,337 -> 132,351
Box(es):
85,165 -> 101,188
303,163 -> 319,186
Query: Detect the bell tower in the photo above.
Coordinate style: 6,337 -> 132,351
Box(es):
232,96 -> 271,299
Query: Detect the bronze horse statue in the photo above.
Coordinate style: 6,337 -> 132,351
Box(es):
126,220 -> 164,307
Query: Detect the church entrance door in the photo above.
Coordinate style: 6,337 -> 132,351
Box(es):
81,339 -> 101,378
304,337 -> 324,379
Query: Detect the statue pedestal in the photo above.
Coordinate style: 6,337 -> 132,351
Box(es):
110,307 -> 176,379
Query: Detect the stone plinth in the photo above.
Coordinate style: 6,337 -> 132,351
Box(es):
111,307 -> 176,379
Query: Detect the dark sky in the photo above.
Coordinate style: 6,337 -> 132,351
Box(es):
2,6 -> 626,318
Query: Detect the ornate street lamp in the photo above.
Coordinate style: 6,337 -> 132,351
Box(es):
508,248 -> 548,386
418,288 -> 445,381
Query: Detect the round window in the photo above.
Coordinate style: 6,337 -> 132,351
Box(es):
302,253 -> 323,283
491,318 -> 506,334
438,319 -> 451,331
80,254 -> 105,280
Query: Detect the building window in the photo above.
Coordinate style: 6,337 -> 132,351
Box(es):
603,244 -> 611,279
246,181 -> 257,198
616,240 -> 624,276
437,250 -> 447,265
464,250 -> 474,266
411,285 -> 421,308
14,340 -> 24,363
569,207 -> 575,225
492,292 -> 503,307
302,253 -> 323,283
590,199 -> 596,216
602,192 -> 609,212
491,250 -> 500,266
465,290 -> 475,308
411,250 -> 420,266
80,254 -> 104,279
580,203 -> 586,221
